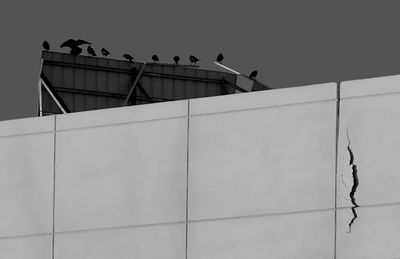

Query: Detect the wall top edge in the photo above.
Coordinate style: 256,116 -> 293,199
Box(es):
1,73 -> 398,134
189,82 -> 337,116
341,74 -> 400,99
0,115 -> 55,138
55,99 -> 189,131
0,82 -> 338,134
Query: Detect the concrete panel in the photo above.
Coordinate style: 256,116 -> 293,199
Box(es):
337,92 -> 400,208
188,211 -> 334,259
54,224 -> 186,259
341,75 -> 400,99
189,101 -> 336,220
336,205 -> 400,259
0,134 -> 54,237
55,118 -> 187,232
190,82 -> 336,115
0,235 -> 52,259
56,99 -> 188,130
0,116 -> 54,137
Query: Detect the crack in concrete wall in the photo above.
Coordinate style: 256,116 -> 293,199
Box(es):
346,129 -> 359,233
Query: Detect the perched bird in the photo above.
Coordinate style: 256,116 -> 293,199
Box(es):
70,47 -> 82,56
87,45 -> 97,56
173,56 -> 180,64
123,54 -> 134,63
60,39 -> 91,56
42,41 -> 50,51
249,70 -> 258,79
152,54 -> 160,62
101,48 -> 110,57
216,53 -> 224,63
189,55 -> 200,65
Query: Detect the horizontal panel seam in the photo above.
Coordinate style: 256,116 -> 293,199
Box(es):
55,115 -> 188,132
0,232 -> 52,241
341,91 -> 400,100
190,98 -> 337,117
1,201 -> 398,239
0,130 -> 55,140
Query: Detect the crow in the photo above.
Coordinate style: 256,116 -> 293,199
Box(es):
216,53 -> 224,63
43,41 -> 50,51
173,56 -> 180,64
70,47 -> 82,56
101,48 -> 110,57
152,55 -> 159,62
60,39 -> 91,56
123,54 -> 134,63
87,46 -> 97,56
60,39 -> 91,48
189,55 -> 200,65
249,70 -> 258,79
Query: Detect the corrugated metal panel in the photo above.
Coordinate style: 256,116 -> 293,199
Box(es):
40,51 -> 238,115
138,63 -> 237,100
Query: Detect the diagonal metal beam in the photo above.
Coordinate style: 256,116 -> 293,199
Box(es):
214,62 -> 241,75
40,73 -> 71,114
123,62 -> 147,106
214,61 -> 272,91
38,59 -> 44,116
136,82 -> 153,103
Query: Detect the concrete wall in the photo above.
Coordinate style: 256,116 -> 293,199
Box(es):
0,76 -> 399,258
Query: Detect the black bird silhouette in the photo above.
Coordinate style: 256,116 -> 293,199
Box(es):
60,39 -> 91,48
42,41 -> 50,51
70,47 -> 82,56
123,54 -> 134,63
173,56 -> 180,64
60,39 -> 91,56
216,53 -> 224,63
189,55 -> 200,65
87,46 -> 97,56
101,48 -> 110,57
249,70 -> 258,79
152,55 -> 159,62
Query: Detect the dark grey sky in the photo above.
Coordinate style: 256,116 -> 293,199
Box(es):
1,1 -> 400,120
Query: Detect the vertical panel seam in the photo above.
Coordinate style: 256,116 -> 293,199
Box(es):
52,116 -> 57,259
185,100 -> 190,259
334,83 -> 340,259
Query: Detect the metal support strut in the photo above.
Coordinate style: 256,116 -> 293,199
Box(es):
123,62 -> 147,106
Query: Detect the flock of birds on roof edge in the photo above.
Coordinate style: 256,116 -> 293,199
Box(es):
42,39 -> 258,80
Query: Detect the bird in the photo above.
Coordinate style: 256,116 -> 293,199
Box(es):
60,39 -> 91,48
87,45 -> 97,56
123,54 -> 134,63
101,48 -> 110,57
173,56 -> 180,64
216,53 -> 224,63
152,54 -> 159,62
249,70 -> 258,79
189,55 -> 200,65
42,41 -> 50,51
70,47 -> 82,56
60,39 -> 91,56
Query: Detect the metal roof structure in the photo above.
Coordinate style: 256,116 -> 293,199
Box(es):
38,51 -> 270,116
